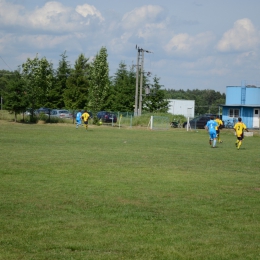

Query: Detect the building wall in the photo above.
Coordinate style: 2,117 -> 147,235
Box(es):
167,99 -> 195,118
226,86 -> 241,104
245,87 -> 260,105
223,85 -> 260,129
222,106 -> 253,128
226,86 -> 260,105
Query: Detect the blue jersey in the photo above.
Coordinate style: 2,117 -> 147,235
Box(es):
76,112 -> 82,124
76,112 -> 82,120
206,120 -> 218,133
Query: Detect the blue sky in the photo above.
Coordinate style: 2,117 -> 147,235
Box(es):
0,0 -> 260,93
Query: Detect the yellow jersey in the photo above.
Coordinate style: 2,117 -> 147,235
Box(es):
234,122 -> 247,137
81,112 -> 90,122
215,118 -> 223,130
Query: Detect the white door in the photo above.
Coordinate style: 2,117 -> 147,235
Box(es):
253,109 -> 260,128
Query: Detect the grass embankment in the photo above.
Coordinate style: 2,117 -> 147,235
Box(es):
0,121 -> 259,259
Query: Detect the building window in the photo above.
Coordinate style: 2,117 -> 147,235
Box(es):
229,109 -> 239,118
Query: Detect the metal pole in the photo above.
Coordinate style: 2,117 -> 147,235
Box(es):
139,50 -> 144,116
134,48 -> 140,116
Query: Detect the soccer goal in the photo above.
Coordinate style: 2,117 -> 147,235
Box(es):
148,116 -> 170,130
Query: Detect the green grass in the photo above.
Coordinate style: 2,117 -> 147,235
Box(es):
0,121 -> 260,259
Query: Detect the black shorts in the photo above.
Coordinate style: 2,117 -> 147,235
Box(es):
84,120 -> 88,125
237,133 -> 244,140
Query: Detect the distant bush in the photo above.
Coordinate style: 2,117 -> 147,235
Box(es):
38,113 -> 48,121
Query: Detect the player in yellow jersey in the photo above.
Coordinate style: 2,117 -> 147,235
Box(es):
215,115 -> 223,143
81,110 -> 90,130
233,117 -> 249,150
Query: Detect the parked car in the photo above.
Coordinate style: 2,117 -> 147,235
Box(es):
24,108 -> 35,116
36,107 -> 52,115
97,111 -> 117,123
183,114 -> 223,129
50,109 -> 72,119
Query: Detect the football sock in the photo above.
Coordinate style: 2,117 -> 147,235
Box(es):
213,139 -> 216,147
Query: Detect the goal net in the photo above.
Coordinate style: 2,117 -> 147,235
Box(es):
148,116 -> 170,130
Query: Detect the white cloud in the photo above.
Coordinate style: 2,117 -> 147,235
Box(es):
28,2 -> 75,31
165,33 -> 190,52
122,5 -> 164,30
108,5 -> 168,55
108,32 -> 133,53
75,4 -> 104,21
233,51 -> 259,71
0,0 -> 104,33
217,18 -> 259,52
136,22 -> 167,39
164,31 -> 215,55
0,0 -> 25,26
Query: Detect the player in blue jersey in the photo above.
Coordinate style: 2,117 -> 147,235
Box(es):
76,111 -> 82,129
205,116 -> 218,148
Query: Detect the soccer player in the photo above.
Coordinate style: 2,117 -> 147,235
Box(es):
81,111 -> 90,130
205,116 -> 218,148
76,111 -> 82,129
233,117 -> 249,150
215,115 -> 224,143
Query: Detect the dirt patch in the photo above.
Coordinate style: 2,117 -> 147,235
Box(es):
37,120 -> 46,125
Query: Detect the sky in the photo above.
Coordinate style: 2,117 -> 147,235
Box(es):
0,0 -> 260,94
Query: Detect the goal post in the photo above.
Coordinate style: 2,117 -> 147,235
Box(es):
148,115 -> 170,130
186,117 -> 192,131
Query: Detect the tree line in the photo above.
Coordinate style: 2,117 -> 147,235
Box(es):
0,47 -> 225,121
0,47 -> 168,122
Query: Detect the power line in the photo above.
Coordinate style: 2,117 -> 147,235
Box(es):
0,56 -> 13,71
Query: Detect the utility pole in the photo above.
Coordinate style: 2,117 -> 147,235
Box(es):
139,50 -> 144,116
134,47 -> 140,116
134,45 -> 152,116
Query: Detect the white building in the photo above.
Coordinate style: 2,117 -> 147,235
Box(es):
167,99 -> 195,118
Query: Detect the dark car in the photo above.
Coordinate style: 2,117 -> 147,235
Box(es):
183,114 -> 222,129
36,107 -> 52,115
97,111 -> 117,123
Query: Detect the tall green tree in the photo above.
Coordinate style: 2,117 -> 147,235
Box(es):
0,70 -> 16,109
110,62 -> 136,111
21,55 -> 54,112
100,77 -> 114,111
3,71 -> 28,121
49,51 -> 71,108
63,53 -> 90,111
143,77 -> 169,113
89,47 -> 109,114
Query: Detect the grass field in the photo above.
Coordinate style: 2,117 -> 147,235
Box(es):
0,120 -> 260,260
